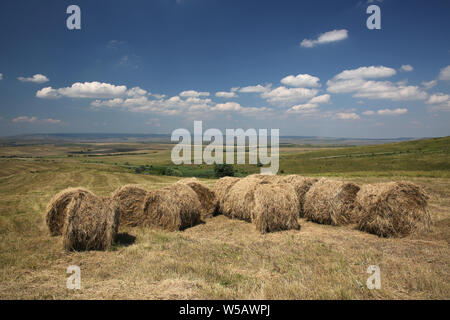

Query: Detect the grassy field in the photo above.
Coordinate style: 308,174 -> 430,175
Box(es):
0,137 -> 449,299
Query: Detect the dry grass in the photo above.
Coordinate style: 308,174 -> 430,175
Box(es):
252,183 -> 300,234
142,183 -> 201,231
63,193 -> 119,251
111,184 -> 148,227
304,178 -> 360,226
46,188 -> 94,236
177,178 -> 218,219
356,182 -> 431,238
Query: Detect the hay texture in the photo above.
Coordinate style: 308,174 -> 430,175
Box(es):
252,183 -> 300,234
356,182 -> 431,237
46,187 -> 94,236
247,174 -> 281,183
142,183 -> 201,231
279,175 -> 318,217
213,177 -> 241,214
304,178 -> 360,226
177,178 -> 218,219
222,177 -> 267,222
111,184 -> 148,227
63,193 -> 119,251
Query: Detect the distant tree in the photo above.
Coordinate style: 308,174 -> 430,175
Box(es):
214,163 -> 234,178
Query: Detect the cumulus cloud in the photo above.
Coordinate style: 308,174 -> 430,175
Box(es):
281,74 -> 320,88
439,65 -> 450,81
426,93 -> 450,112
377,108 -> 408,115
126,87 -> 147,97
301,29 -> 348,48
239,84 -> 270,93
215,91 -> 238,98
400,65 -> 414,72
286,94 -> 330,114
261,86 -> 318,105
36,82 -> 137,99
362,110 -> 376,115
335,112 -> 360,120
36,87 -> 60,99
12,116 -> 61,124
334,66 -> 396,80
327,66 -> 427,101
179,90 -> 210,98
18,74 -> 49,83
422,80 -> 437,90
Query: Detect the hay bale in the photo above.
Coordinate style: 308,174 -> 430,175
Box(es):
177,178 -> 218,219
142,183 -> 201,231
46,187 -> 94,236
279,175 -> 318,217
63,193 -> 119,251
213,177 -> 241,214
111,184 -> 148,227
252,183 -> 300,234
356,182 -> 431,237
247,174 -> 281,183
303,178 -> 360,226
222,177 -> 266,222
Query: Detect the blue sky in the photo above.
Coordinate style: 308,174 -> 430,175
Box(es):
0,0 -> 449,138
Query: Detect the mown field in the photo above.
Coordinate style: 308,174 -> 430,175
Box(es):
0,137 -> 449,299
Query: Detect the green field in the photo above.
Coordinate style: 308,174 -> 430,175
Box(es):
0,137 -> 449,299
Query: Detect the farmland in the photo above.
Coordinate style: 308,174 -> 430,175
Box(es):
0,136 -> 449,299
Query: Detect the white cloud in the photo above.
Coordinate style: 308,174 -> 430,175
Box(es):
18,74 -> 49,83
377,108 -> 408,115
12,116 -> 61,124
281,74 -> 320,88
179,90 -> 210,98
426,93 -> 449,104
309,94 -> 330,104
261,86 -> 318,105
439,65 -> 450,80
422,80 -> 437,90
336,112 -> 360,120
37,82 -> 128,99
334,66 -> 396,80
239,84 -> 270,93
362,110 -> 376,115
301,29 -> 348,48
126,87 -> 147,97
215,91 -> 238,98
400,65 -> 414,72
286,94 -> 330,114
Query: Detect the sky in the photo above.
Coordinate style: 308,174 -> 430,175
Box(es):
0,0 -> 449,138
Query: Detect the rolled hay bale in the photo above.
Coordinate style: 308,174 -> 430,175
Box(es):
303,178 -> 360,226
222,177 -> 267,222
142,183 -> 201,231
279,175 -> 318,217
356,182 -> 431,238
176,178 -> 218,219
111,184 -> 148,227
247,174 -> 281,183
252,183 -> 300,234
63,193 -> 119,251
46,187 -> 94,236
213,177 -> 241,214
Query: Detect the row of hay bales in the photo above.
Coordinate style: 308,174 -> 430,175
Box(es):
214,174 -> 432,237
45,178 -> 217,251
45,174 -> 432,251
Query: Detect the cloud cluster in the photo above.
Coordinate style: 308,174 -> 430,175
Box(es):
439,65 -> 450,81
363,108 -> 408,116
281,74 -> 320,87
426,93 -> 450,112
301,29 -> 348,48
18,74 -> 49,83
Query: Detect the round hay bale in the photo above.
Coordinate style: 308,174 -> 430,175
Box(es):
279,175 -> 318,217
222,177 -> 267,222
63,193 -> 119,251
247,174 -> 281,183
356,182 -> 431,238
252,183 -> 300,234
111,184 -> 148,227
142,183 -> 201,231
46,187 -> 94,236
213,177 -> 241,214
177,178 -> 218,219
303,178 -> 360,226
